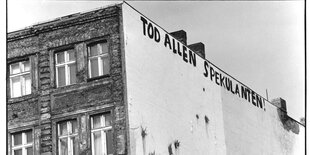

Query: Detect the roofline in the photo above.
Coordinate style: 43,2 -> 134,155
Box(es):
8,2 -> 123,34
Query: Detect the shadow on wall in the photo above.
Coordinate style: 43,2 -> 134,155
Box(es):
277,109 -> 299,134
272,98 -> 300,134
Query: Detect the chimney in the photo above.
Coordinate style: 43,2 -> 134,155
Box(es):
271,97 -> 300,134
271,97 -> 287,113
170,30 -> 187,45
188,42 -> 205,59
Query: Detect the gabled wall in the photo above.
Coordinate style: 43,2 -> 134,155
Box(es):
123,4 -> 227,155
122,3 -> 304,155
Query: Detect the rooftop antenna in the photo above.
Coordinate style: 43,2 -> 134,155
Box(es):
265,89 -> 269,101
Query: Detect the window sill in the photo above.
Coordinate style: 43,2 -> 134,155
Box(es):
51,76 -> 112,96
87,74 -> 110,82
56,83 -> 78,89
8,93 -> 38,104
53,83 -> 80,92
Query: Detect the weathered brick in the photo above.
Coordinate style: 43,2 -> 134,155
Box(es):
41,145 -> 52,153
41,113 -> 51,120
41,119 -> 51,125
41,101 -> 50,108
8,100 -> 39,122
40,78 -> 51,85
111,54 -> 121,63
111,67 -> 122,75
40,95 -> 50,101
39,55 -> 50,62
41,123 -> 52,130
41,84 -> 50,90
111,61 -> 121,68
41,134 -> 52,141
39,61 -> 50,67
115,106 -> 126,121
116,134 -> 126,154
41,90 -> 50,95
40,106 -> 50,114
41,141 -> 53,148
41,128 -> 52,136
40,66 -> 50,73
40,73 -> 50,80
8,4 -> 126,155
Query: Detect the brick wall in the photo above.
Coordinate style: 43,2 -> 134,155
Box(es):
7,4 -> 127,155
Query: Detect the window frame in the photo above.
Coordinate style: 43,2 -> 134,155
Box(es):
11,130 -> 33,155
9,60 -> 31,98
57,119 -> 78,155
55,49 -> 76,87
90,112 -> 113,155
87,40 -> 110,80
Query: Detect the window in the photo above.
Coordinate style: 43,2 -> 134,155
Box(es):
91,113 -> 113,155
88,42 -> 110,78
57,120 -> 78,155
11,130 -> 33,155
9,61 -> 31,98
55,50 -> 76,87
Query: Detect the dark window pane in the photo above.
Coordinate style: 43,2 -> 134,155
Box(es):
72,136 -> 79,155
59,121 -> 67,136
68,64 -> 76,84
60,138 -> 68,155
26,130 -> 32,143
105,114 -> 111,127
13,132 -> 22,146
10,63 -> 20,75
71,120 -> 78,134
106,130 -> 113,155
92,115 -> 101,129
23,61 -> 30,72
68,50 -> 75,61
99,43 -> 108,54
90,58 -> 99,78
93,131 -> 102,155
57,66 -> 66,87
102,56 -> 110,75
56,52 -> 65,64
14,149 -> 22,155
89,45 -> 98,57
26,147 -> 33,155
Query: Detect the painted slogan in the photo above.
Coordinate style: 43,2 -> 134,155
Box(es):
140,16 -> 266,111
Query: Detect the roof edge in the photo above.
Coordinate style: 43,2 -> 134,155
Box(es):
8,2 -> 123,40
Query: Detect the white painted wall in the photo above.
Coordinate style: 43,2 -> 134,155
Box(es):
221,84 -> 305,155
122,3 -> 305,155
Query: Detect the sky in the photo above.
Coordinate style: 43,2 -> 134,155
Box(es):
7,0 -> 305,122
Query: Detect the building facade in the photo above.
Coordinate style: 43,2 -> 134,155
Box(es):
7,3 -> 305,155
